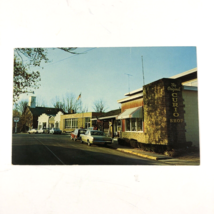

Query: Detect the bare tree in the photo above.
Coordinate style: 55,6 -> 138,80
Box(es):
36,96 -> 47,107
77,99 -> 88,113
62,93 -> 78,113
93,99 -> 107,113
51,96 -> 65,111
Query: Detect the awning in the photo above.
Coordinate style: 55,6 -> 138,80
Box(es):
117,106 -> 143,119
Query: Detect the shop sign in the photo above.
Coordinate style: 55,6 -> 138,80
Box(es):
167,83 -> 183,123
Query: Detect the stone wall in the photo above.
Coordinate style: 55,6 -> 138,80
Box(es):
143,78 -> 186,146
121,132 -> 145,143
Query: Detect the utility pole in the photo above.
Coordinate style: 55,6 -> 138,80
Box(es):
125,73 -> 133,93
141,56 -> 145,87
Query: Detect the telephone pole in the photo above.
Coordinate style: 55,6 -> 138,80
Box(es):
141,56 -> 145,87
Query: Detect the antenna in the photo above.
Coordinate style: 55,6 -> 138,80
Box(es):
141,56 -> 145,86
125,73 -> 133,93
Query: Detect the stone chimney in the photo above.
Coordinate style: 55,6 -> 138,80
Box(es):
28,96 -> 36,108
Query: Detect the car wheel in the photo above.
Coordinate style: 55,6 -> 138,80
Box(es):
87,140 -> 91,146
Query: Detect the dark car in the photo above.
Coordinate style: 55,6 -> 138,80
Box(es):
71,128 -> 87,141
49,128 -> 62,134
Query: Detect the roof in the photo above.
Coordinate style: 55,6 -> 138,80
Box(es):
124,87 -> 143,96
117,67 -> 197,104
117,92 -> 143,104
28,107 -> 64,117
91,109 -> 121,120
170,67 -> 197,82
99,109 -> 121,117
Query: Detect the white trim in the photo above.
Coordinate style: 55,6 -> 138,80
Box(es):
183,86 -> 198,91
98,115 -> 118,120
117,93 -> 143,103
170,67 -> 197,79
124,88 -> 143,96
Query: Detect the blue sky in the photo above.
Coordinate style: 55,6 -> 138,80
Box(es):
18,47 -> 197,111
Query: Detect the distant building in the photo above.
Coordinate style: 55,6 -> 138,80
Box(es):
91,109 -> 121,137
60,112 -> 102,133
23,96 -> 64,130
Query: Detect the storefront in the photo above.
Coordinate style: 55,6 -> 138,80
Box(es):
117,67 -> 199,148
91,109 -> 121,138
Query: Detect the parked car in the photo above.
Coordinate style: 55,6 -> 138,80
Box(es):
71,128 -> 87,141
49,128 -> 62,134
38,128 -> 50,134
28,129 -> 38,134
80,130 -> 112,146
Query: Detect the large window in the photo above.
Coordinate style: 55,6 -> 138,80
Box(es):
72,118 -> 78,128
65,119 -> 71,128
65,118 -> 78,128
125,119 -> 130,131
125,118 -> 143,132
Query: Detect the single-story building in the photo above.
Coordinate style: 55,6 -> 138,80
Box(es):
117,67 -> 199,148
91,109 -> 121,137
60,112 -> 103,133
38,114 -> 57,129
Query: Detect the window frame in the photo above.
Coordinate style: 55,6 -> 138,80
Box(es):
125,118 -> 143,132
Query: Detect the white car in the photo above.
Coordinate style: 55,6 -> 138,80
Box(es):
28,129 -> 38,134
81,130 -> 112,146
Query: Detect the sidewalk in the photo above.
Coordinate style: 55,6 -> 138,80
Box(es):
109,138 -> 200,165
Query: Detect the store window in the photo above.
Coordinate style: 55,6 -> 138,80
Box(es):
125,118 -> 143,132
65,118 -> 78,128
65,119 -> 71,128
137,118 -> 143,131
85,117 -> 90,128
125,119 -> 130,131
131,118 -> 136,131
55,122 -> 59,128
72,118 -> 78,128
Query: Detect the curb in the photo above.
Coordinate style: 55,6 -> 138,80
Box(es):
116,148 -> 172,161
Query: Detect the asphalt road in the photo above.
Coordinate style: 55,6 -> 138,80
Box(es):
12,134 -> 167,165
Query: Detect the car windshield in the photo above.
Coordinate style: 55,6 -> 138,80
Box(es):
90,131 -> 104,136
80,130 -> 86,134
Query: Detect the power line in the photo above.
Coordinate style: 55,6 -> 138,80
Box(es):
30,48 -> 97,68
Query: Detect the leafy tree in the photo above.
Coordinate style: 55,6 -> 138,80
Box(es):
93,99 -> 107,113
13,48 -> 77,103
13,100 -> 32,132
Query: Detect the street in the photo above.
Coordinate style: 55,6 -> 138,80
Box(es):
12,134 -> 167,165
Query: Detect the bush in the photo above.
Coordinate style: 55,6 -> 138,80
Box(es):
130,139 -> 138,148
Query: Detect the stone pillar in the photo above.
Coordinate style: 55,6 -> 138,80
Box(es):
143,78 -> 186,147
